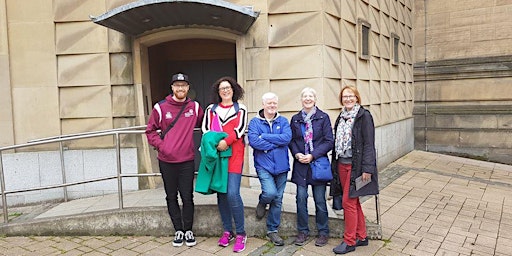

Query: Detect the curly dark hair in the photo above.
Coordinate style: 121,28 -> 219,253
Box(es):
210,76 -> 245,103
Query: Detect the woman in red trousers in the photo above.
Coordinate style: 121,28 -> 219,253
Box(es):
331,85 -> 379,254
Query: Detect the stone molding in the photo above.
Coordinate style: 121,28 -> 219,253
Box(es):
414,55 -> 512,81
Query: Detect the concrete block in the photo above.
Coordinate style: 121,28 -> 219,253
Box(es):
381,80 -> 391,103
113,117 -> 137,147
245,80 -> 270,112
244,48 -> 269,80
368,104 -> 382,127
106,0 -> 133,10
325,0 -> 341,18
57,53 -> 110,87
269,78 -> 323,112
341,20 -> 357,51
243,13 -> 268,48
357,0 -> 369,21
108,29 -> 132,53
323,78 -> 343,110
56,22 -> 108,54
230,0 -> 268,14
459,131 -> 512,148
357,59 -> 370,80
381,58 -> 390,81
61,118 -> 114,149
426,130 -> 460,145
340,0 -> 357,23
59,86 -> 112,118
269,46 -> 323,79
435,115 -> 498,129
12,87 -> 60,144
63,150 -> 86,193
324,14 -> 341,48
341,50 -> 357,79
0,149 -> 138,206
269,12 -> 322,47
324,46 -> 341,78
8,22 -> 57,87
54,0 -> 106,22
112,85 -> 136,117
6,0 -> 53,22
498,115 -> 512,129
370,56 -> 381,81
368,80 -> 381,105
110,53 -> 133,85
3,152 -> 39,191
268,0 -> 322,14
369,6 -> 380,34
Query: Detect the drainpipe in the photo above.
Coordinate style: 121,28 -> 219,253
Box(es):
423,0 -> 428,151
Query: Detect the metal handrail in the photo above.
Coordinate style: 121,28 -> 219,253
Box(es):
27,125 -> 148,143
0,129 -> 147,223
0,128 -> 258,223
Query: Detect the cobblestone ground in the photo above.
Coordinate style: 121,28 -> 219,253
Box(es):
1,151 -> 511,256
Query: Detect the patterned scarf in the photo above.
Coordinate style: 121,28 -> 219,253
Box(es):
335,104 -> 360,156
301,106 -> 317,154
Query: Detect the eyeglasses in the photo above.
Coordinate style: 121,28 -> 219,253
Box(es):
172,84 -> 189,88
218,86 -> 232,92
342,95 -> 356,100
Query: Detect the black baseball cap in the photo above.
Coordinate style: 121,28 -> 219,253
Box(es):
171,73 -> 190,84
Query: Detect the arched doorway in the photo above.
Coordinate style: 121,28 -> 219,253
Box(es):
146,38 -> 237,172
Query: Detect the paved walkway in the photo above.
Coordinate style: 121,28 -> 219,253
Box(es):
1,150 -> 511,255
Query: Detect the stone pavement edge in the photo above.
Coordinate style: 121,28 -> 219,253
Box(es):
0,150 -> 511,255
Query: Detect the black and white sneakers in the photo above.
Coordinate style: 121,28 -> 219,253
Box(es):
173,230 -> 196,247
184,230 -> 197,246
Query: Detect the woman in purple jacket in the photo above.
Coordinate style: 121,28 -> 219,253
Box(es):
289,87 -> 334,247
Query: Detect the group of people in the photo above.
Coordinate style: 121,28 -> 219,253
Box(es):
145,73 -> 379,254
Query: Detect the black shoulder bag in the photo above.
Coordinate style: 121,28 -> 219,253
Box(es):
159,102 -> 188,139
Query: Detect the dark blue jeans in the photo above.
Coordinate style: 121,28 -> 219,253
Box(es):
256,169 -> 288,233
296,184 -> 329,236
217,173 -> 245,235
159,160 -> 195,232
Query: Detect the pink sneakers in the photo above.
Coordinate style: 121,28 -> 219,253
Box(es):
218,231 -> 246,252
218,231 -> 234,247
233,234 -> 247,253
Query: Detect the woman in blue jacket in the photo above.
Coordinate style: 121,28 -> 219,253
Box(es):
289,87 -> 334,247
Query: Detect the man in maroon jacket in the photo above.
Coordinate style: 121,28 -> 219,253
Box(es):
145,73 -> 204,247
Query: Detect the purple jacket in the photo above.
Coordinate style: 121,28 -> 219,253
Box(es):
145,95 -> 204,163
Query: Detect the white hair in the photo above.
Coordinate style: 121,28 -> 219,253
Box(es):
262,92 -> 278,103
300,87 -> 317,101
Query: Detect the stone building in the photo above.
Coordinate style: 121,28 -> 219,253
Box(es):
0,0 -> 414,203
413,1 -> 512,164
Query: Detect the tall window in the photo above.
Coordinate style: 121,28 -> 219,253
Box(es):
391,33 -> 400,65
358,19 -> 371,60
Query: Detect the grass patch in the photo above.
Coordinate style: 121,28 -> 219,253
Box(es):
381,238 -> 391,246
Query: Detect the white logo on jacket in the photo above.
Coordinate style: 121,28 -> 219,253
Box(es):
165,112 -> 172,119
185,109 -> 194,117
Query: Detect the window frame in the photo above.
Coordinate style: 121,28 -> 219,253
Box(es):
391,32 -> 400,65
358,18 -> 371,61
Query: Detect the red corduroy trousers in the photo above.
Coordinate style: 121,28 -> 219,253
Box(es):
338,163 -> 367,245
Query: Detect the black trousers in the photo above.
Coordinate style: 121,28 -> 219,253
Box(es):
159,160 -> 195,232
